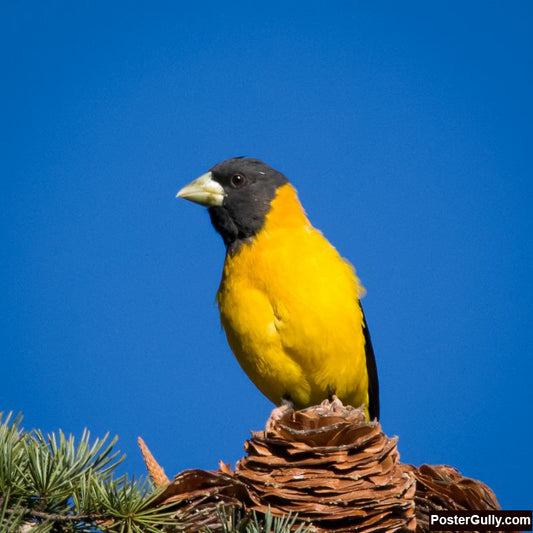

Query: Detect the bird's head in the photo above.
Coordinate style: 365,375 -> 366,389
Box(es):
177,157 -> 289,249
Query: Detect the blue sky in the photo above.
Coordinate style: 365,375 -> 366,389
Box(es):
2,1 -> 532,510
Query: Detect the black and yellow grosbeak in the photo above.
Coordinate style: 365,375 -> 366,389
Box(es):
177,157 -> 379,420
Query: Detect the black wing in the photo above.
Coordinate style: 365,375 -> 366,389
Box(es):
360,303 -> 380,420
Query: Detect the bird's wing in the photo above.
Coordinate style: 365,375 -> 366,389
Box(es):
360,303 -> 380,420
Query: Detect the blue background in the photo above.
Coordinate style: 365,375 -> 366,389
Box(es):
2,1 -> 531,509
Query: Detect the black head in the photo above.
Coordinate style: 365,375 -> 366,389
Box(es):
177,158 -> 289,250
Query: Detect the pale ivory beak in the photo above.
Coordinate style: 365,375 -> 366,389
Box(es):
176,171 -> 226,207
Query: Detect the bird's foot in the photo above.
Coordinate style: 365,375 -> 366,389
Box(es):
329,394 -> 344,412
265,398 -> 294,435
319,394 -> 345,414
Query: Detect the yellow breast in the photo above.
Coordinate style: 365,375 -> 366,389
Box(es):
216,183 -> 370,412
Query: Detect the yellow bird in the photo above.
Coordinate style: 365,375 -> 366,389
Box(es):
177,158 -> 379,420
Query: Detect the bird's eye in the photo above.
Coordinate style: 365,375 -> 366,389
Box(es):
230,174 -> 246,188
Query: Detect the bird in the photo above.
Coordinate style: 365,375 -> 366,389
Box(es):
177,157 -> 379,421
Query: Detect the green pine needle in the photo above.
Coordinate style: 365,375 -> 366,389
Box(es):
214,505 -> 313,533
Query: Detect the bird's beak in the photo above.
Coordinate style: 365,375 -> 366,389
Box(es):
176,171 -> 226,207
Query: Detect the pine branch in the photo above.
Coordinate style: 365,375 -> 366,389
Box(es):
0,497 -> 106,522
0,413 -> 178,533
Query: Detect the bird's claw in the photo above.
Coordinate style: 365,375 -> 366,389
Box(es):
265,398 -> 294,435
319,394 -> 345,414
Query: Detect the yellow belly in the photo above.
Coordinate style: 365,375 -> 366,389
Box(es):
216,185 -> 370,413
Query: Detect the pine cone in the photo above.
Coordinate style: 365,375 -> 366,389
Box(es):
235,401 -> 417,532
402,464 -> 502,533
152,469 -> 249,532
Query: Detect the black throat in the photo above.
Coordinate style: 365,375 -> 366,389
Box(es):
208,205 -> 262,254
